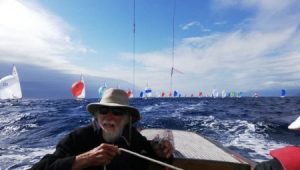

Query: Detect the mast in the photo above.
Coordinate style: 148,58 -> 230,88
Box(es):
132,0 -> 136,97
170,0 -> 176,96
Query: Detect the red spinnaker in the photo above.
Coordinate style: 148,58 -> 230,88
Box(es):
71,81 -> 84,97
127,90 -> 132,97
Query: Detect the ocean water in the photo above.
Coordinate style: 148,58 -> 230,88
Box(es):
1,97 -> 300,169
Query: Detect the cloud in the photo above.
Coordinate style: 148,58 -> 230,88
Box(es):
181,21 -> 201,30
180,21 -> 210,32
0,0 -> 169,91
212,0 -> 297,10
135,28 -> 299,92
1,0 -> 300,95
132,0 -> 300,94
212,0 -> 300,31
0,0 -> 97,76
214,21 -> 227,25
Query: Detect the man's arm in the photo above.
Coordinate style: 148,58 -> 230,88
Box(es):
72,144 -> 120,170
30,127 -> 86,170
30,154 -> 75,170
29,134 -> 77,170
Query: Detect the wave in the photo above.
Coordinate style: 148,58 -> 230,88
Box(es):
1,97 -> 300,168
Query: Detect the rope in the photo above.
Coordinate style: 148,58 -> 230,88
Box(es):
132,0 -> 136,97
119,148 -> 184,170
170,0 -> 176,95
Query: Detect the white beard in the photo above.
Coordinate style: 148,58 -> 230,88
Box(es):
100,117 -> 128,142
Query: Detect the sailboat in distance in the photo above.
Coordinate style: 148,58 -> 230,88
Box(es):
145,87 -> 152,98
0,65 -> 22,100
280,89 -> 286,98
127,89 -> 133,98
71,75 -> 85,99
98,81 -> 107,99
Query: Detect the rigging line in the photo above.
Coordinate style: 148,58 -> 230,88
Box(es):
119,148 -> 183,170
132,0 -> 136,97
170,0 -> 176,95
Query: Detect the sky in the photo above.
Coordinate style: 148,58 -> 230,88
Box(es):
1,0 -> 300,97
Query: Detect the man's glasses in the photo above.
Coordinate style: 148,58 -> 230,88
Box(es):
98,107 -> 128,116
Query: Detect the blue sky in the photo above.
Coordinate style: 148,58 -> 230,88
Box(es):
1,0 -> 300,97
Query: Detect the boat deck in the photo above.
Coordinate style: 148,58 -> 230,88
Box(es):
141,129 -> 254,170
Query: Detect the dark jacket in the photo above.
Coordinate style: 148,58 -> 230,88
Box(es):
30,123 -> 160,170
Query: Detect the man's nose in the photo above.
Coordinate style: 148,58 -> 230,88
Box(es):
105,111 -> 115,118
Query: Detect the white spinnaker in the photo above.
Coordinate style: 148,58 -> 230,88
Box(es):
221,90 -> 227,98
0,66 -> 22,99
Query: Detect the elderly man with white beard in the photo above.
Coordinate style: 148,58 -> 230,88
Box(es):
30,88 -> 174,170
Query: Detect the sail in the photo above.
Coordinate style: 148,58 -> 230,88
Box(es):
98,86 -> 105,98
281,89 -> 286,97
198,91 -> 203,97
145,87 -> 152,98
71,75 -> 85,99
98,81 -> 107,98
139,91 -> 144,98
0,65 -> 22,99
238,92 -> 243,98
230,91 -> 237,98
212,89 -> 218,98
221,90 -> 227,98
127,89 -> 133,98
173,90 -> 178,97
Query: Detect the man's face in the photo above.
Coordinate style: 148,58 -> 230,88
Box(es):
96,107 -> 129,142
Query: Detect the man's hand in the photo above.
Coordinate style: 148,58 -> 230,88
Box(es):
153,140 -> 174,159
72,143 -> 120,170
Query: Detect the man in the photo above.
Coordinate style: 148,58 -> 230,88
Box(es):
255,116 -> 300,170
31,88 -> 173,170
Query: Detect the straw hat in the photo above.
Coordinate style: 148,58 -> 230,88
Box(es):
288,116 -> 300,131
87,88 -> 140,123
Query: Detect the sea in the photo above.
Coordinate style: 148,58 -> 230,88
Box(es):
1,97 -> 300,170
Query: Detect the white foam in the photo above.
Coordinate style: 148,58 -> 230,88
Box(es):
183,115 -> 289,162
0,145 -> 55,169
221,120 -> 288,162
143,106 -> 154,112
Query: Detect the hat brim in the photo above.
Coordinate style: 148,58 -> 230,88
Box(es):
87,103 -> 140,123
288,116 -> 300,130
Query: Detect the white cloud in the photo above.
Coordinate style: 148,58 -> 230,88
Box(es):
214,21 -> 227,25
132,0 -> 300,94
1,0 -> 300,95
181,21 -> 200,30
0,0 -> 99,76
213,0 -> 300,31
212,0 -> 297,10
180,21 -> 210,32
